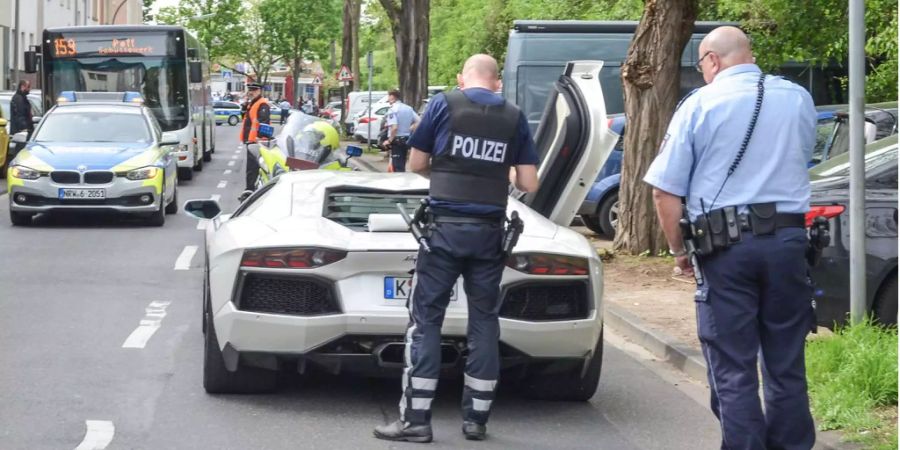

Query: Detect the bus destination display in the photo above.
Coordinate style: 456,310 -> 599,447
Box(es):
48,33 -> 172,58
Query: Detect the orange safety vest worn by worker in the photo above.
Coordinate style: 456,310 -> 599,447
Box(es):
240,97 -> 270,143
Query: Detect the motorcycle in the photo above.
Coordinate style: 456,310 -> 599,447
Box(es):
254,111 -> 362,189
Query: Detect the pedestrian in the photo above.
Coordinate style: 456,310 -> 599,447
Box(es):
279,99 -> 291,125
10,80 -> 34,140
643,26 -> 817,450
239,82 -> 271,191
381,89 -> 419,172
372,54 -> 540,443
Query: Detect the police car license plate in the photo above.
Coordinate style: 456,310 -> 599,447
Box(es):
58,188 -> 106,200
383,276 -> 457,301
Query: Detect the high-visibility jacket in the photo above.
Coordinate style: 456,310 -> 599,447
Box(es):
240,97 -> 270,143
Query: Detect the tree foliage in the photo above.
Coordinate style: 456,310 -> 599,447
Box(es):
142,0 -> 155,23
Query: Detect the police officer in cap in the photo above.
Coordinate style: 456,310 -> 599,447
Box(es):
644,26 -> 817,450
240,82 -> 271,191
373,54 -> 539,443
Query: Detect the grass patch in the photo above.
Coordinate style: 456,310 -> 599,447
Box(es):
806,318 -> 898,448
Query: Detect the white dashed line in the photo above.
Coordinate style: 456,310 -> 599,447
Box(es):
174,245 -> 198,270
217,180 -> 227,189
227,160 -> 236,167
231,155 -> 239,159
234,149 -> 241,154
237,145 -> 243,149
197,219 -> 209,230
75,420 -> 115,450
224,169 -> 232,175
122,301 -> 171,349
211,194 -> 221,202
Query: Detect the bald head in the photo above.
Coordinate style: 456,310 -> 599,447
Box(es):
457,54 -> 501,91
700,26 -> 754,66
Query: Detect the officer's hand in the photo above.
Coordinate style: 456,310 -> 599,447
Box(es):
675,255 -> 693,277
382,140 -> 391,148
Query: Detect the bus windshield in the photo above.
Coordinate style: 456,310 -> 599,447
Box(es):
43,30 -> 190,131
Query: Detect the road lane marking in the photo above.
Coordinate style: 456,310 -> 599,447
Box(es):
227,160 -> 236,167
231,155 -> 239,159
174,245 -> 198,270
211,194 -> 221,202
237,145 -> 243,149
224,169 -> 232,175
234,149 -> 241,154
197,220 -> 209,230
75,420 -> 115,450
217,180 -> 227,189
122,301 -> 171,349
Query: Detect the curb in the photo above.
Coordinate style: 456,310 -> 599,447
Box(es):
604,304 -> 856,450
350,156 -> 379,172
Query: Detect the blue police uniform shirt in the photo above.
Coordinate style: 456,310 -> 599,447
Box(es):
644,64 -> 817,220
385,101 -> 419,137
409,87 -> 539,216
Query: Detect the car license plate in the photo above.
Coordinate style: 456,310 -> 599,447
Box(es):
384,276 -> 457,301
58,188 -> 106,200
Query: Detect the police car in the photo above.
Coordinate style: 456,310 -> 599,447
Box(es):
213,101 -> 242,126
182,61 -> 618,401
7,91 -> 179,226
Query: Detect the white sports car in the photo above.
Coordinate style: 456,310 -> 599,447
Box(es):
185,61 -> 618,401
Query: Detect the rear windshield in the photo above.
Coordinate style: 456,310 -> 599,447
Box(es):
324,189 -> 427,230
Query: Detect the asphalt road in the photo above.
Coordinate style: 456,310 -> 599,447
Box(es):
0,125 -> 722,449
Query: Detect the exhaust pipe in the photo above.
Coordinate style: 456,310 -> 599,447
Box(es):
374,342 -> 462,368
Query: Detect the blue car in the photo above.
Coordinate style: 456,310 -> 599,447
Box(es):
578,103 -> 897,238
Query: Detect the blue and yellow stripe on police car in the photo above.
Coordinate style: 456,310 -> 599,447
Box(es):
7,150 -> 53,188
110,148 -> 167,194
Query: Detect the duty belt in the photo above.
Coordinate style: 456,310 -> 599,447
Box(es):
735,212 -> 805,231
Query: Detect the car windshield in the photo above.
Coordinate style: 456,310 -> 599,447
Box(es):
274,111 -> 337,163
811,117 -> 837,163
35,111 -> 151,143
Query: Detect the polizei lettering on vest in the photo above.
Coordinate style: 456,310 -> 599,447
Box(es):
451,135 -> 507,163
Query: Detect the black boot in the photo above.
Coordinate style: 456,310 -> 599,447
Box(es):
462,421 -> 486,440
373,420 -> 433,443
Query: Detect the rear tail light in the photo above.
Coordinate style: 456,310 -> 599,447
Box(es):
358,117 -> 373,124
805,205 -> 846,227
507,253 -> 589,276
241,248 -> 347,269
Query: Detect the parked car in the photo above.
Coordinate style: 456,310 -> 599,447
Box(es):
352,102 -> 391,143
579,103 -> 898,239
808,135 -> 897,327
213,101 -> 242,126
344,91 -> 387,134
182,61 -> 617,399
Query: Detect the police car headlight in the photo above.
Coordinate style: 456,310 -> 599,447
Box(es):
506,253 -> 589,276
240,247 -> 347,269
9,165 -> 41,180
126,166 -> 160,181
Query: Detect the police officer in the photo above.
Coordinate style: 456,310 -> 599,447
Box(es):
240,83 -> 271,191
644,27 -> 817,450
381,89 -> 420,172
373,54 -> 539,443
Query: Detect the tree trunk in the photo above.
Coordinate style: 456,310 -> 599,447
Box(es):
293,56 -> 302,106
613,0 -> 697,255
341,0 -> 361,91
380,0 -> 429,108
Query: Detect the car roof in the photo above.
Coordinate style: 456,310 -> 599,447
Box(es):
51,103 -> 147,115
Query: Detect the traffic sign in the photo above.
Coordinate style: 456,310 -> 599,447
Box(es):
311,75 -> 322,86
337,65 -> 353,81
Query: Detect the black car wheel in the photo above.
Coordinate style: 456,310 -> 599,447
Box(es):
165,185 -> 178,214
203,306 -> 277,394
522,329 -> 603,401
9,210 -> 31,226
873,274 -> 897,326
228,115 -> 239,126
580,214 -> 605,236
146,193 -> 166,227
597,192 -> 619,238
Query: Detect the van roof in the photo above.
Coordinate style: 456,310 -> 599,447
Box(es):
512,20 -> 738,34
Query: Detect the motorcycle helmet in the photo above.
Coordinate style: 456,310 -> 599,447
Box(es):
294,120 -> 341,164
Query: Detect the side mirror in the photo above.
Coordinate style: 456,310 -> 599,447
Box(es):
24,51 -> 38,73
11,132 -> 27,144
183,199 -> 221,220
345,145 -> 363,158
32,116 -> 41,125
160,132 -> 179,147
189,61 -> 203,83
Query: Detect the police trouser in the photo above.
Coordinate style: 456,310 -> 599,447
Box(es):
400,220 -> 505,425
390,137 -> 410,172
695,228 -> 815,450
245,143 -> 260,191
